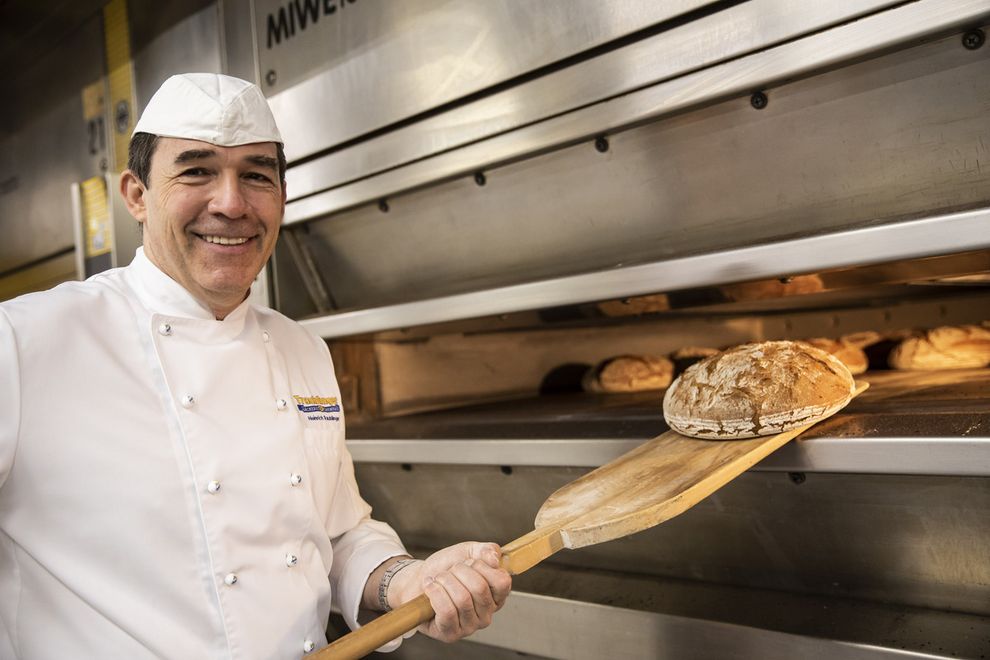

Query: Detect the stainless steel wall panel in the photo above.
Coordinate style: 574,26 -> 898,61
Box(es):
464,592 -> 968,660
258,0 -> 716,161
283,0 -> 990,224
382,583 -> 989,659
131,4 -> 223,114
285,22 -> 990,327
354,463 -> 990,619
284,0 -> 903,201
220,0 -> 261,84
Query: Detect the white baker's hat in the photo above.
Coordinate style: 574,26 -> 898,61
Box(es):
133,73 -> 282,146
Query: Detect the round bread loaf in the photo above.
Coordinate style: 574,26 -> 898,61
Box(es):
889,325 -> 990,370
800,338 -> 868,375
663,340 -> 855,439
584,355 -> 674,393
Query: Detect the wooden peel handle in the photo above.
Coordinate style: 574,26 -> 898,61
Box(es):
315,527 -> 563,659
315,593 -> 434,659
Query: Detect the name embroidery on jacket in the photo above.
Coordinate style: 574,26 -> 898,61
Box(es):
293,395 -> 341,422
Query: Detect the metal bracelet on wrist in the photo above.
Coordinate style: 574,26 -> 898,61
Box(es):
378,558 -> 419,612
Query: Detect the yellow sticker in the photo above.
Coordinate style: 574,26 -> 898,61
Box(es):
80,177 -> 111,258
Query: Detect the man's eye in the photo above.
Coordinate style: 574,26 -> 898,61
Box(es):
180,167 -> 210,177
245,172 -> 274,183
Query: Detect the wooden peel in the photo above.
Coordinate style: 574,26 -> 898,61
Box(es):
317,381 -> 869,659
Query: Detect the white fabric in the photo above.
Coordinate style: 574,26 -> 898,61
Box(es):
133,73 -> 283,146
0,248 -> 408,658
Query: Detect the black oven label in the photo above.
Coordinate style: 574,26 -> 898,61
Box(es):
266,0 -> 360,49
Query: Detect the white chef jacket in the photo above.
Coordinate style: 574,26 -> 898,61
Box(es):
0,248 -> 409,659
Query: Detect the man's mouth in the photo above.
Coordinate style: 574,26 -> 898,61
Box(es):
196,234 -> 253,246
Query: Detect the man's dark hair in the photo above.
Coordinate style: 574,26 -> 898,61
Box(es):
127,132 -> 287,187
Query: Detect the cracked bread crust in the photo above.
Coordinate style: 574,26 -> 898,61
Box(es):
662,340 -> 855,439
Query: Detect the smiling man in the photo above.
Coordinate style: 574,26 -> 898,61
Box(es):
121,137 -> 284,319
0,73 -> 510,659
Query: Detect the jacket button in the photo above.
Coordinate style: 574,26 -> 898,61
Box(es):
224,573 -> 238,586
276,398 -> 288,410
158,323 -> 172,336
303,639 -> 315,653
289,473 -> 303,487
181,395 -> 195,408
286,553 -> 298,567
207,480 -> 221,494
262,331 -> 271,343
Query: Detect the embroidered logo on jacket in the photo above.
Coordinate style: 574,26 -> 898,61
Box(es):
292,395 -> 341,422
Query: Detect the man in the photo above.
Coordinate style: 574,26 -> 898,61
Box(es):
0,73 -> 511,658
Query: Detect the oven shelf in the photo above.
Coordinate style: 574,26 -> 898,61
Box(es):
345,368 -> 990,476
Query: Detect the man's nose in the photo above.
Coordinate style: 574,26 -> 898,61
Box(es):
208,172 -> 249,218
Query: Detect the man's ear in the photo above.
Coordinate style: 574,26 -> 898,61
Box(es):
120,170 -> 148,223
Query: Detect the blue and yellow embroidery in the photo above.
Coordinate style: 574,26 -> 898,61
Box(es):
292,395 -> 340,413
293,395 -> 341,422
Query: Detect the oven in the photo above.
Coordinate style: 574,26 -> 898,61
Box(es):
229,1 -> 990,657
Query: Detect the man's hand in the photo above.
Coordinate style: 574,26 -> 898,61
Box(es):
387,542 -> 512,643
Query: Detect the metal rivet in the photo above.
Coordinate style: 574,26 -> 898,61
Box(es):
378,199 -> 389,213
594,135 -> 609,153
750,91 -> 768,110
286,553 -> 298,567
265,69 -> 277,86
158,323 -> 172,336
290,473 -> 303,486
207,480 -> 221,494
474,172 -> 487,186
276,398 -> 288,410
114,100 -> 130,134
962,29 -> 985,50
181,395 -> 195,408
224,573 -> 238,586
